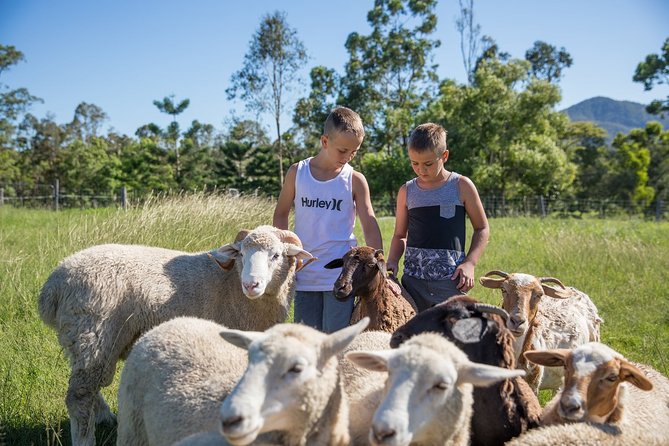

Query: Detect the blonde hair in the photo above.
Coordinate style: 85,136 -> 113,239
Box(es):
408,123 -> 447,155
324,106 -> 365,139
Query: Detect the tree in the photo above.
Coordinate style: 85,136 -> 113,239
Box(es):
525,41 -> 573,83
153,94 -> 190,181
561,121 -> 612,199
68,102 -> 108,143
226,11 -> 307,186
341,0 -> 440,153
293,66 -> 338,152
633,37 -> 669,116
456,0 -> 482,85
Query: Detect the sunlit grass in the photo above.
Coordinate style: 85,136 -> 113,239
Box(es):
1,197 -> 668,445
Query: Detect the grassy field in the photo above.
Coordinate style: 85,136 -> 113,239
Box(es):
1,194 -> 667,445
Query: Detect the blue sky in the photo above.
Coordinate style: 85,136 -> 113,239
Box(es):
1,0 -> 668,137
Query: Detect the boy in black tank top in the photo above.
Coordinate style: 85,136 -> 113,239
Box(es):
387,123 -> 490,312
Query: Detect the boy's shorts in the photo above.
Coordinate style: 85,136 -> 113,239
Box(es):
293,290 -> 354,333
401,274 -> 465,313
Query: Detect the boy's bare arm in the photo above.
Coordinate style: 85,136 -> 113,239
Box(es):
387,185 -> 408,274
272,164 -> 298,230
453,176 -> 490,291
352,171 -> 383,250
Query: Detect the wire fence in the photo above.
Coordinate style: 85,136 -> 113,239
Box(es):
1,182 -> 666,221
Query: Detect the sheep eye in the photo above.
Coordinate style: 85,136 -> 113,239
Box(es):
605,374 -> 618,382
433,381 -> 449,391
288,363 -> 304,374
272,253 -> 280,261
366,263 -> 376,268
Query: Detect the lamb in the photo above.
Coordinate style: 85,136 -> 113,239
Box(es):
521,342 -> 669,443
217,317 -> 372,446
324,246 -> 417,332
347,332 -> 526,446
479,270 -> 603,393
37,225 -> 313,446
390,296 -> 542,446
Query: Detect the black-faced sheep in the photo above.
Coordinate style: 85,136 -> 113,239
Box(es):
38,225 -> 313,446
324,246 -> 417,332
390,296 -> 542,446
523,342 -> 669,443
479,270 -> 602,393
347,333 -> 526,446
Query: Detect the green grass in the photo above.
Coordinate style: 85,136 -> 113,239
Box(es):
1,196 -> 668,445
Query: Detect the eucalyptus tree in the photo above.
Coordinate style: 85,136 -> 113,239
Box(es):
226,11 -> 308,185
153,94 -> 190,181
292,66 -> 339,152
67,102 -> 108,143
525,41 -> 573,83
634,37 -> 669,116
456,0 -> 482,85
341,0 -> 440,154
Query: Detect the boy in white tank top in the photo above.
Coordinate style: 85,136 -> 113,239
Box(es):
273,106 -> 383,333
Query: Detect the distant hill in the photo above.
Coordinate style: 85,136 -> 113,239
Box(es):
562,96 -> 669,143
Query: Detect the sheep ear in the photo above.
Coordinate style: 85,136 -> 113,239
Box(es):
321,317 -> 369,361
286,245 -> 316,272
523,349 -> 570,367
208,243 -> 240,270
542,284 -> 572,299
479,276 -> 505,289
323,258 -> 344,269
219,328 -> 264,350
620,360 -> 653,391
374,250 -> 387,274
457,362 -> 526,387
345,350 -> 391,372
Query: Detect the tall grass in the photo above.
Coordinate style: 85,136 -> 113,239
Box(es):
0,195 -> 667,445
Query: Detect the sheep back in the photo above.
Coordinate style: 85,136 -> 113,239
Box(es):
116,316 -> 247,446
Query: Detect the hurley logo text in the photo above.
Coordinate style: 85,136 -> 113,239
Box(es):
301,197 -> 343,211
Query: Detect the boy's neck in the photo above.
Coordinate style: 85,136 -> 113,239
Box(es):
417,169 -> 452,189
309,153 -> 345,181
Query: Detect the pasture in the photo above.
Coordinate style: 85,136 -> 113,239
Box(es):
0,193 -> 667,445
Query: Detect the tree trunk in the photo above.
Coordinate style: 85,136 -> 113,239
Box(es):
276,117 -> 283,185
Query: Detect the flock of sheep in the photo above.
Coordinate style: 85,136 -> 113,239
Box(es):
37,225 -> 669,446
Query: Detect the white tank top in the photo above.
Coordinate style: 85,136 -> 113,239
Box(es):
294,157 -> 357,291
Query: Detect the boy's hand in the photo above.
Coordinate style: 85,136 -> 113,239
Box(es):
452,262 -> 475,292
386,261 -> 398,275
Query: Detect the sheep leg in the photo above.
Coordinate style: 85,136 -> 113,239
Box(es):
94,392 -> 116,424
66,368 -> 98,446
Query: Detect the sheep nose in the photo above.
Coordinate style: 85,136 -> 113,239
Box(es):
373,426 -> 396,443
221,415 -> 244,430
510,315 -> 526,327
243,281 -> 259,292
560,400 -> 582,416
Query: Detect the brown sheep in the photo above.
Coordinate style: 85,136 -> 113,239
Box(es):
324,247 -> 417,332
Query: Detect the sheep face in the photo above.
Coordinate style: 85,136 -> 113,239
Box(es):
390,297 -> 511,367
347,333 -> 525,446
218,318 -> 369,445
325,246 -> 386,301
212,226 -> 313,299
525,343 -> 653,423
480,271 -> 571,338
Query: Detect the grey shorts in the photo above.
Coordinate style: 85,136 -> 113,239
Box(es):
293,290 -> 354,333
401,274 -> 465,313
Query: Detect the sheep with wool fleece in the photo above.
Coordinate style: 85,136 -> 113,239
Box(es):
38,225 -> 313,446
347,332 -> 526,446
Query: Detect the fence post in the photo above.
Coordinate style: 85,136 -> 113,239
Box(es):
54,179 -> 60,211
539,195 -> 546,218
0,187 -> 3,207
121,186 -> 127,210
657,199 -> 663,222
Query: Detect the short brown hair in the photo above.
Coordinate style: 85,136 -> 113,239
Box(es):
408,123 -> 447,155
324,106 -> 365,139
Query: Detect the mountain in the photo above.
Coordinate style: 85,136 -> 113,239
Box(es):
562,96 -> 669,143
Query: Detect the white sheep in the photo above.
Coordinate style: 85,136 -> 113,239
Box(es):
480,271 -> 602,393
520,342 -> 669,444
38,225 -> 313,446
347,332 -> 526,446
504,422 -> 666,446
218,317 -> 372,446
117,316 -> 371,446
116,317 -> 250,445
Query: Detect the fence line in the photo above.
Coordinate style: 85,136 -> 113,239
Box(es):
0,182 -> 666,221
